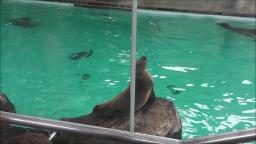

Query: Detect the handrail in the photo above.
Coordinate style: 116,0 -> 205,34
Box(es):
1,111 -> 255,144
129,0 -> 138,133
49,131 -> 57,141
0,111 -> 180,144
181,128 -> 256,144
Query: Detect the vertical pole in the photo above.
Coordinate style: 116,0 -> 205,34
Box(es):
129,0 -> 137,133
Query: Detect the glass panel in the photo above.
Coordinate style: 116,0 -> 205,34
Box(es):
1,0 -> 255,143
137,7 -> 255,140
1,0 -> 135,143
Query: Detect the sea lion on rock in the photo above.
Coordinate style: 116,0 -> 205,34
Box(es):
217,23 -> 256,38
93,56 -> 155,117
59,97 -> 182,144
0,93 -> 17,137
0,93 -> 16,113
0,93 -> 16,131
0,94 -> 50,144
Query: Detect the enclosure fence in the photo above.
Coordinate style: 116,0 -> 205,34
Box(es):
129,0 -> 138,133
1,0 -> 256,144
1,111 -> 256,144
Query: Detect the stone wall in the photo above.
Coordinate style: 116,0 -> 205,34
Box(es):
45,0 -> 256,17
139,0 -> 255,16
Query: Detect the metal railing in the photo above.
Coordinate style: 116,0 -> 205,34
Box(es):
1,1 -> 256,144
182,128 -> 256,144
0,111 -> 180,144
1,111 -> 256,144
129,0 -> 137,133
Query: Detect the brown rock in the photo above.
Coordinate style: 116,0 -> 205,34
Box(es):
7,133 -> 50,144
56,97 -> 182,144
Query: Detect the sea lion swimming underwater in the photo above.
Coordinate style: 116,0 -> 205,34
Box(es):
69,50 -> 93,60
167,85 -> 181,95
217,23 -> 256,38
4,17 -> 39,28
93,56 -> 155,117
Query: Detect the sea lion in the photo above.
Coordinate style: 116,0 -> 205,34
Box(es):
0,93 -> 16,134
0,93 -> 16,113
167,85 -> 181,95
79,73 -> 90,84
4,17 -> 39,28
69,50 -> 93,60
81,73 -> 90,80
217,23 -> 256,38
93,56 -> 155,117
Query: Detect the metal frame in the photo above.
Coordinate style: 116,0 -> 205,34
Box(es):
182,128 -> 256,144
0,111 -> 180,144
1,1 -> 256,144
129,0 -> 138,133
1,111 -> 255,144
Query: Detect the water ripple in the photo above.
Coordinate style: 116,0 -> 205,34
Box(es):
161,66 -> 199,73
221,115 -> 256,128
194,103 -> 210,110
241,80 -> 253,85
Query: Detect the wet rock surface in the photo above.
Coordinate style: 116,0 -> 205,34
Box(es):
0,126 -> 50,144
0,94 -> 182,144
54,97 -> 182,144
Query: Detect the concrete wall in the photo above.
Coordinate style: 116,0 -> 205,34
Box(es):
138,0 -> 256,15
46,0 -> 256,17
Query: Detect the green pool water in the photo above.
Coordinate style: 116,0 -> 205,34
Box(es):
1,0 -> 255,140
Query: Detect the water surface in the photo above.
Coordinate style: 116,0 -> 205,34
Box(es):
1,0 -> 255,139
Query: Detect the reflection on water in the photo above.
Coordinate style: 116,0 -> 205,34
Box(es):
241,80 -> 253,85
161,66 -> 199,72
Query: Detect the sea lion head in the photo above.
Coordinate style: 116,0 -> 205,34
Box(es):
92,105 -> 101,113
136,56 -> 147,77
0,93 -> 16,113
218,23 -> 230,28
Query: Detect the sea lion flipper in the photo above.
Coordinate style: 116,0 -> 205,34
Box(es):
69,50 -> 93,60
93,104 -> 117,118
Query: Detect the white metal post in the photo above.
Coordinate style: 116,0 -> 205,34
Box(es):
129,0 -> 137,133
